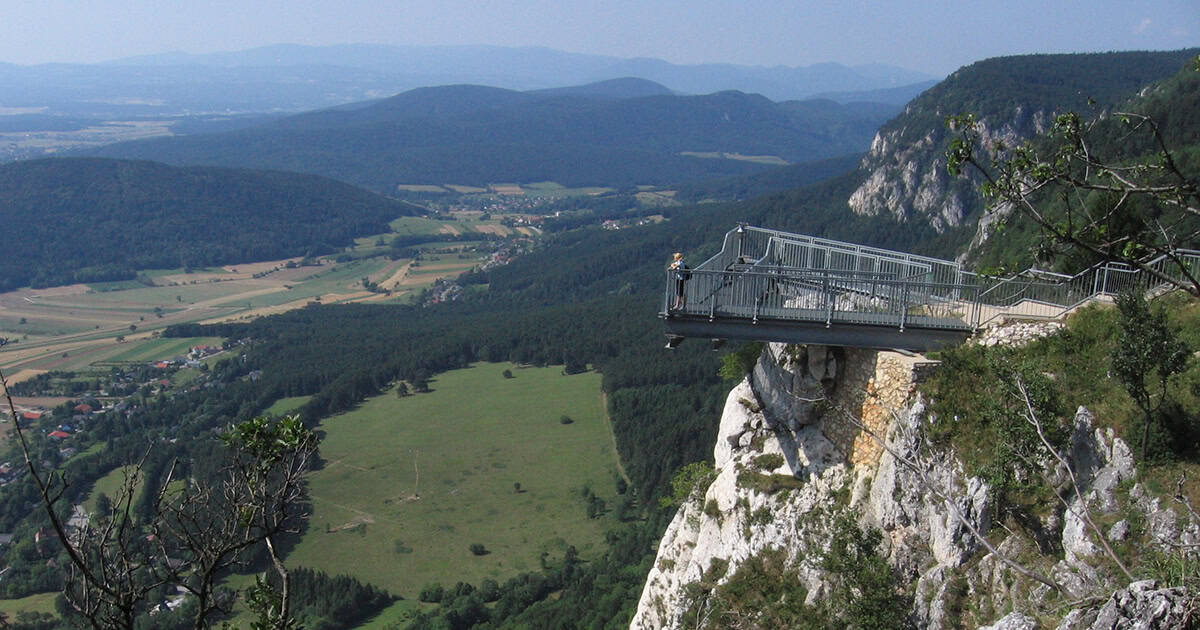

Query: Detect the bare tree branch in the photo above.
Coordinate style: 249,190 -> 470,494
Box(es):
829,402 -> 1072,597
1013,377 -> 1135,582
0,364 -> 316,629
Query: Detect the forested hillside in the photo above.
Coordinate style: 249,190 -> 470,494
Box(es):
0,158 -> 414,290
965,55 -> 1200,271
848,48 -> 1200,234
86,86 -> 898,191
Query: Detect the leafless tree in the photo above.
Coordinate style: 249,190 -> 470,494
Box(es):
1,365 -> 316,630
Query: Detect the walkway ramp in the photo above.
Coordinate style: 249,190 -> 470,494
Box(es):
662,225 -> 1199,351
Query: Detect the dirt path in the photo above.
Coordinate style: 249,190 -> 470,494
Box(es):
601,392 -> 632,487
377,262 -> 412,291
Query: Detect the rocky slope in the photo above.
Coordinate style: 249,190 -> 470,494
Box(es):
845,50 -> 1199,240
631,337 -> 1197,629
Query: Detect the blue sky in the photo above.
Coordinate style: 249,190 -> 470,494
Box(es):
3,0 -> 1196,75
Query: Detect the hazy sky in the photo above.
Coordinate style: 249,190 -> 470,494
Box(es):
3,0 -> 1196,75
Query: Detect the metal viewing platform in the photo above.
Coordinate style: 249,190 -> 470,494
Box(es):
661,225 -> 1200,351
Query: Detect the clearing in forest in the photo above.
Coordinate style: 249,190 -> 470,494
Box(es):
285,363 -> 623,598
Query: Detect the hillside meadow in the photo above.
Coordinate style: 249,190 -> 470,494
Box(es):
284,363 -> 623,599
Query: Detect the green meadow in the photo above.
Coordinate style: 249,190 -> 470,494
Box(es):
265,395 -> 314,416
0,592 -> 59,617
100,336 -> 225,363
82,464 -> 144,514
285,363 -> 621,599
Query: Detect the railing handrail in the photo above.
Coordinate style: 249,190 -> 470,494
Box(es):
667,225 -> 1200,336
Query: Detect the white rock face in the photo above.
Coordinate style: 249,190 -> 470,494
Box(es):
631,344 -> 1193,630
980,612 -> 1039,630
631,345 -> 987,629
1055,581 -> 1193,630
973,321 -> 1063,347
629,374 -> 848,630
848,114 -> 1041,235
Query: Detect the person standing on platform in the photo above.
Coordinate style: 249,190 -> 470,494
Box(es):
669,252 -> 689,311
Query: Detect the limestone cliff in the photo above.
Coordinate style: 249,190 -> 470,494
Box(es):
844,50 -> 1198,242
631,339 -> 1197,629
846,103 -> 1043,235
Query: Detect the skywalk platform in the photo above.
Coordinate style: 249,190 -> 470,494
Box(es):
661,225 -> 1200,352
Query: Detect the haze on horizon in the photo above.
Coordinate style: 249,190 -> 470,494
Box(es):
3,0 -> 1196,76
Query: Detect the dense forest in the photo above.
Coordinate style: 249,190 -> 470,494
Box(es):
86,86 -> 896,191
0,158 -> 415,290
964,54 -> 1200,271
879,49 -> 1200,149
672,153 -> 863,203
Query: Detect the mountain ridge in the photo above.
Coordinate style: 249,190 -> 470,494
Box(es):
86,86 -> 898,190
0,44 -> 935,118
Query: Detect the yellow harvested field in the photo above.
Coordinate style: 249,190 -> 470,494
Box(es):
395,184 -> 447,192
158,257 -> 303,284
197,299 -> 313,325
0,247 -> 476,374
11,395 -> 71,408
444,184 -> 487,193
376,263 -> 412,291
473,224 -> 511,236
490,184 -> 524,195
5,369 -> 47,386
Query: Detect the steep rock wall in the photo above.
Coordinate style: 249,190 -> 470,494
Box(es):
631,338 -> 1196,629
846,110 -> 1047,235
631,343 -> 987,629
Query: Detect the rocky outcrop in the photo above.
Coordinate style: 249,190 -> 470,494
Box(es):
1057,581 -> 1194,630
632,335 -> 1196,630
847,107 -> 1049,236
631,344 -> 989,629
847,127 -> 966,232
974,320 -> 1063,347
630,361 -> 849,629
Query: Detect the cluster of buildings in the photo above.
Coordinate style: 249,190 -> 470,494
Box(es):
3,345 -> 231,476
600,216 -> 658,230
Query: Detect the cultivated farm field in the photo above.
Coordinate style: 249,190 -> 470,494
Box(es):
0,252 -> 477,374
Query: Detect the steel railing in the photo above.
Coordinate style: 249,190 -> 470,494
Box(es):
665,225 -> 1200,335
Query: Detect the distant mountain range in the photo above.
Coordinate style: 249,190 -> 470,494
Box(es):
85,79 -> 900,190
0,43 -> 937,117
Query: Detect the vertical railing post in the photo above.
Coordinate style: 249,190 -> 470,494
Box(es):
899,282 -> 908,332
664,270 -> 672,314
752,272 -> 761,324
824,271 -> 833,327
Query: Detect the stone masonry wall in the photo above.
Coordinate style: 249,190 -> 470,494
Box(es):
824,348 -> 926,468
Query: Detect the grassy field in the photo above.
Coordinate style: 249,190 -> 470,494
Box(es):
265,395 -> 313,416
0,249 -> 474,374
0,211 -> 514,374
680,151 -> 790,165
0,591 -> 59,617
285,363 -> 621,599
389,216 -> 458,236
100,336 -> 225,363
82,464 -> 144,514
